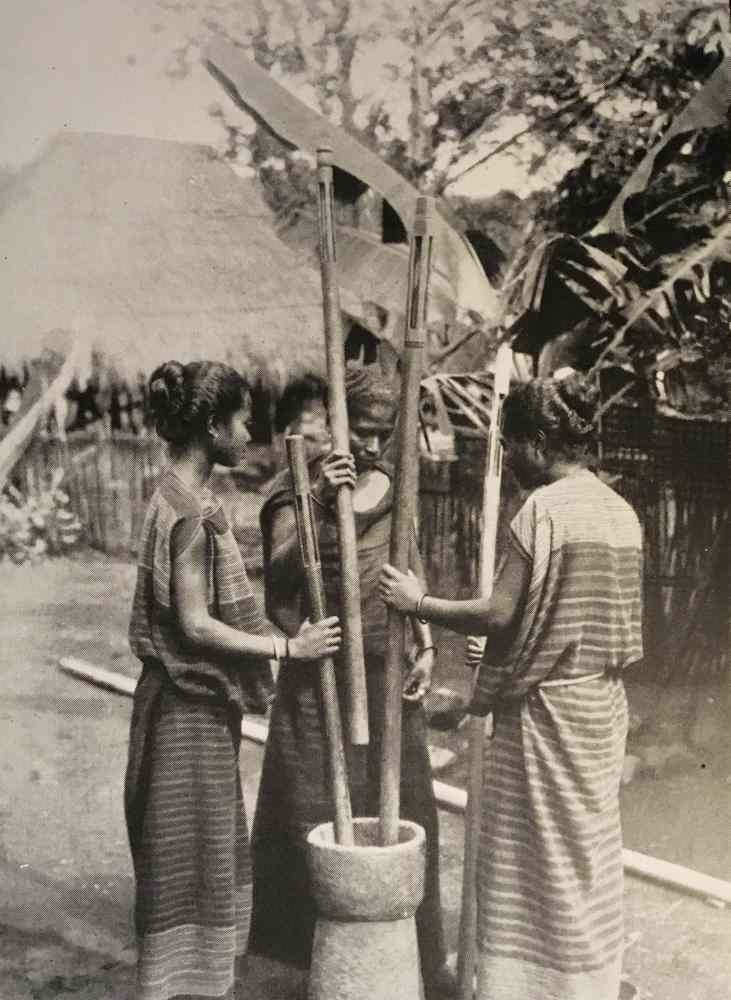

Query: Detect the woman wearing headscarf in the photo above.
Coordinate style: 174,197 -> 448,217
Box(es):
250,363 -> 455,998
380,374 -> 643,1000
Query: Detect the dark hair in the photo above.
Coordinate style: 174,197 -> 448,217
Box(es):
147,360 -> 248,446
502,374 -> 599,455
274,374 -> 327,434
341,362 -> 398,421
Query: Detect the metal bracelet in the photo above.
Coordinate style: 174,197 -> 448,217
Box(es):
416,593 -> 430,625
310,492 -> 332,513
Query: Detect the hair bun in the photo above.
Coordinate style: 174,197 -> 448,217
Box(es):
148,361 -> 187,441
146,360 -> 247,447
555,374 -> 598,429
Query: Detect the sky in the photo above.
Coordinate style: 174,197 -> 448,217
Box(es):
0,0 -> 581,197
0,0 -> 542,197
0,0 -> 243,172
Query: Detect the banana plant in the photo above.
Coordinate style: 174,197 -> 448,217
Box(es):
505,51 -> 731,385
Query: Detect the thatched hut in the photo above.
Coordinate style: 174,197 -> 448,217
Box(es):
0,132 -> 400,554
0,131 -> 495,563
0,130 -> 379,395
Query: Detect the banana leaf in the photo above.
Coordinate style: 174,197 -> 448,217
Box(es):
514,236 -> 626,314
204,38 -> 498,326
509,235 -> 627,357
590,215 -> 731,372
594,57 -> 731,235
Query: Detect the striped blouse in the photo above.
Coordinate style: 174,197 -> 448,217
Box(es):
129,468 -> 272,714
473,469 -> 643,712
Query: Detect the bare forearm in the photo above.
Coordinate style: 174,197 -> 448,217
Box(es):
182,614 -> 279,660
380,540 -> 529,644
172,516 -> 340,663
410,613 -> 433,648
417,595 -> 495,636
408,540 -> 432,648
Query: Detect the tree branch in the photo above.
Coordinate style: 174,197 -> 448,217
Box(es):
440,47 -> 644,191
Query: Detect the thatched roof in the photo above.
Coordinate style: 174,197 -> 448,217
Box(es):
0,131 -> 358,386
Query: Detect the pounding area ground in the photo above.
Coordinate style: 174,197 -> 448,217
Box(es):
0,551 -> 729,999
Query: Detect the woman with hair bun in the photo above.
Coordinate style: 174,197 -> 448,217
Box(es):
125,360 -> 341,1000
380,373 -> 643,1000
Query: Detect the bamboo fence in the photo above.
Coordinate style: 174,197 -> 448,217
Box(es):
11,404 -> 731,684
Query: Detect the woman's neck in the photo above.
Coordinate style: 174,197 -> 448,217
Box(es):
169,445 -> 213,490
545,458 -> 587,483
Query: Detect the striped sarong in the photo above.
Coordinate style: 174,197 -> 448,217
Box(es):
125,665 -> 251,1000
472,470 -> 643,1000
249,655 -> 445,980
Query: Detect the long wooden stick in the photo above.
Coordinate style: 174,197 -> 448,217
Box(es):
457,343 -> 512,1000
286,434 -> 354,846
315,147 -> 369,747
379,196 -> 436,846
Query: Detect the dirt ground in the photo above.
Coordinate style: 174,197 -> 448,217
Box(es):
1,551 -> 729,1000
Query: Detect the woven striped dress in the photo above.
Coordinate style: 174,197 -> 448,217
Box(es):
471,469 -> 643,1000
126,469 -> 272,1000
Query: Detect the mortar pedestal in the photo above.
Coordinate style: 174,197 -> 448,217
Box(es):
305,817 -> 426,1000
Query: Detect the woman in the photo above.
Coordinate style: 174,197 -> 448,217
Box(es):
250,363 -> 455,999
380,374 -> 643,1000
125,360 -> 341,1000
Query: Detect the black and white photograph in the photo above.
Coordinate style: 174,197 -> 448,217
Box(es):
1,3 -> 730,998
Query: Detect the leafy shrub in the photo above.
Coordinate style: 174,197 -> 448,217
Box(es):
0,469 -> 82,564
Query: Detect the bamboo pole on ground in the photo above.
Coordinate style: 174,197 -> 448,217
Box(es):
457,343 -> 512,1000
379,196 -> 436,847
315,147 -> 369,747
56,655 -> 731,908
287,434 -> 354,846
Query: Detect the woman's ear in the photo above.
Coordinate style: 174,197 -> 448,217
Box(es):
532,429 -> 547,455
207,414 -> 219,440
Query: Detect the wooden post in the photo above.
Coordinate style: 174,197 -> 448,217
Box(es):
286,434 -> 354,846
316,147 -> 369,747
457,343 -> 512,1000
379,196 -> 436,846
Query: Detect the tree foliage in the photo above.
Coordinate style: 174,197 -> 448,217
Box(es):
502,9 -> 731,413
162,2 -> 726,221
160,1 -> 731,412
